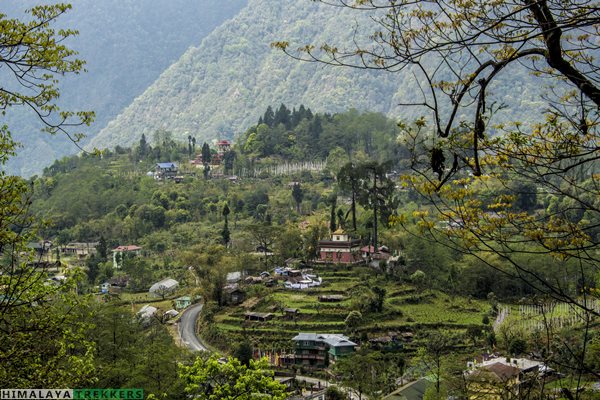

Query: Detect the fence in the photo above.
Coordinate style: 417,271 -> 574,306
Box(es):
495,299 -> 600,333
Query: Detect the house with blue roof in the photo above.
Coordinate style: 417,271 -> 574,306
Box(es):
155,162 -> 178,180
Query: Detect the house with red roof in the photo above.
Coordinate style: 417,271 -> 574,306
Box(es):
360,244 -> 391,260
112,245 -> 142,269
216,139 -> 231,154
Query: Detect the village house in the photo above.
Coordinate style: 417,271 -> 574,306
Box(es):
164,309 -> 179,320
175,296 -> 192,310
190,153 -> 223,167
224,285 -> 245,305
317,229 -> 362,264
27,240 -> 53,260
383,378 -> 430,400
155,162 -> 178,180
216,139 -> 231,154
283,308 -> 300,320
61,242 -> 99,258
361,245 -> 391,261
137,305 -> 157,322
464,356 -> 548,399
100,282 -> 111,293
226,271 -> 242,284
283,276 -> 322,290
318,294 -> 345,303
112,245 -> 142,268
109,275 -> 130,288
291,333 -> 357,369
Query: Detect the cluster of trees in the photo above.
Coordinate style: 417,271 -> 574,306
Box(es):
239,106 -> 406,163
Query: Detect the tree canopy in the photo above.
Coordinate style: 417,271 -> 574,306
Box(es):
0,3 -> 97,387
179,355 -> 288,400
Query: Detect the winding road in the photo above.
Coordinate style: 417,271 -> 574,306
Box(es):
177,302 -> 354,397
178,302 -> 208,351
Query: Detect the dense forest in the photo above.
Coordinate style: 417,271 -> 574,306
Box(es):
88,0 -> 548,152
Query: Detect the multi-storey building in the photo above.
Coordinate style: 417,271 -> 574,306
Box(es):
317,229 -> 362,264
291,333 -> 357,369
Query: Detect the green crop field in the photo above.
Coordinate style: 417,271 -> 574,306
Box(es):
201,266 -> 493,353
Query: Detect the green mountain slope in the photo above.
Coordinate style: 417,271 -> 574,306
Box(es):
4,0 -> 247,176
90,0 -> 548,150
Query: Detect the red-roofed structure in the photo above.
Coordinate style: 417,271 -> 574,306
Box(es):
112,245 -> 142,269
360,245 -> 391,260
217,139 -> 231,154
113,245 -> 142,252
317,229 -> 362,264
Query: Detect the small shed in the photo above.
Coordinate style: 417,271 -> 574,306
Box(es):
284,258 -> 302,268
244,312 -> 274,322
283,308 -> 300,319
318,294 -> 345,303
109,275 -> 130,288
100,282 -> 111,293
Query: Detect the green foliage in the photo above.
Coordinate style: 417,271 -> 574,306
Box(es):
0,5 -> 99,386
240,108 -> 403,164
179,355 -> 288,400
333,351 -> 400,399
0,272 -> 97,387
233,340 -> 254,367
90,306 -> 186,398
344,310 -> 363,332
324,386 -> 346,400
291,183 -> 304,213
508,338 -> 528,356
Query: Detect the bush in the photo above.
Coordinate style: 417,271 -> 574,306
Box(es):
325,386 -> 346,400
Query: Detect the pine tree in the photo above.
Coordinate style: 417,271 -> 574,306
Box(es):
222,221 -> 231,246
136,134 -> 148,160
329,196 -> 337,232
291,183 -> 303,213
309,115 -> 322,141
274,104 -> 291,130
201,142 -> 211,164
263,106 -> 275,127
97,236 -> 108,261
337,208 -> 345,230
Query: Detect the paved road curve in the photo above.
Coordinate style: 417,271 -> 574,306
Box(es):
178,302 -> 208,352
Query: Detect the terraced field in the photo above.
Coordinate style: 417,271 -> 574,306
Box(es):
202,266 -> 492,352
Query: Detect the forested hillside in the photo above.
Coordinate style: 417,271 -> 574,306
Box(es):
89,0 -> 547,151
3,0 -> 247,176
